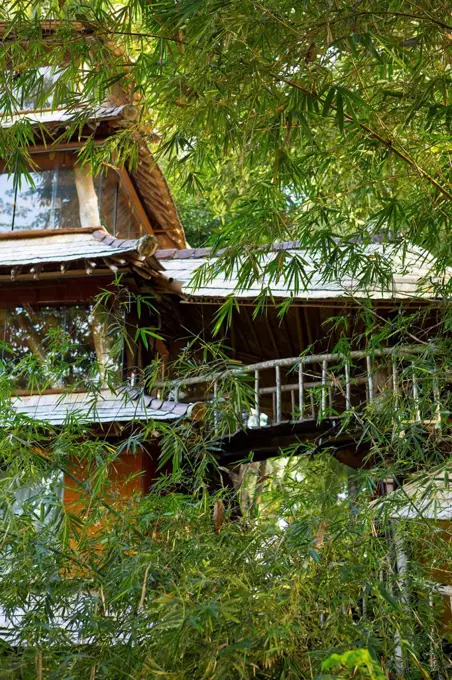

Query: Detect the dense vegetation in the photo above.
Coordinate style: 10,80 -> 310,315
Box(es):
0,2 -> 451,678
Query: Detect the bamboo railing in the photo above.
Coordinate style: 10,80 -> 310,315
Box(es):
157,346 -> 446,429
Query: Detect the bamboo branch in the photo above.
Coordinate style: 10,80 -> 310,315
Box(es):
272,73 -> 452,202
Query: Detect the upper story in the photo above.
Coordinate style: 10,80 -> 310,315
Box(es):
0,106 -> 185,249
0,21 -> 186,248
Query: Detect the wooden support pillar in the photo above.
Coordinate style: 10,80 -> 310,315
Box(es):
74,164 -> 102,228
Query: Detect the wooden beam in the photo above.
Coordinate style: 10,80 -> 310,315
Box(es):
27,140 -> 107,154
0,268 -> 114,282
267,313 -> 280,357
303,306 -> 314,347
0,227 -> 98,241
218,420 -> 367,465
282,314 -> 295,356
244,308 -> 262,357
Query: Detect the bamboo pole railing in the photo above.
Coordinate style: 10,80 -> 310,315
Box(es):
155,345 -> 447,429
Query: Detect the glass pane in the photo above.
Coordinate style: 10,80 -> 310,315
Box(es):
0,306 -> 123,389
0,156 -> 147,235
13,169 -> 80,231
12,171 -> 57,230
0,174 -> 16,231
99,168 -> 119,234
0,67 -> 61,113
100,168 -> 145,239
20,67 -> 59,110
54,168 -> 80,230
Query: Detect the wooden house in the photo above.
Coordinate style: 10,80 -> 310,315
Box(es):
0,17 -> 449,494
0,101 -> 449,490
0,21 -> 450,664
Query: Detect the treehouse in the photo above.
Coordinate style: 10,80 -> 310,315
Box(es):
0,20 -> 450,663
0,78 -> 449,496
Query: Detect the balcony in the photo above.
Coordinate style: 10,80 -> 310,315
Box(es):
157,346 -> 448,463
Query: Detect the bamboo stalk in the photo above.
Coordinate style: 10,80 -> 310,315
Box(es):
411,362 -> 421,421
321,360 -> 327,416
366,355 -> 374,402
433,372 -> 441,430
213,381 -> 219,430
345,361 -> 351,410
36,651 -> 43,680
158,346 -> 426,389
139,564 -> 151,610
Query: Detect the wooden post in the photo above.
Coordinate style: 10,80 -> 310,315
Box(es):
298,363 -> 304,420
254,369 -> 260,421
74,164 -> 102,228
275,365 -> 282,424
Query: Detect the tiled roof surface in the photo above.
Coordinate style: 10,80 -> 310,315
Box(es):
0,105 -> 125,129
11,388 -> 193,425
0,230 -> 140,267
156,241 -> 448,301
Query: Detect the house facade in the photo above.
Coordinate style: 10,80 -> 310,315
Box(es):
0,102 -> 449,477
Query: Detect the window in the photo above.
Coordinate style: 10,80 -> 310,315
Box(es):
0,166 -> 79,231
0,152 -> 145,237
0,66 -> 61,114
0,305 -> 123,389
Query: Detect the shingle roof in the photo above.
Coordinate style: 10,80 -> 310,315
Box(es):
373,468 -> 452,520
0,105 -> 126,129
0,228 -> 161,280
156,241 -> 449,301
0,230 -> 136,266
11,389 -> 194,425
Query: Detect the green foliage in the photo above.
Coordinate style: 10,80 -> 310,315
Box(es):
0,3 -> 451,679
321,648 -> 388,679
0,1 -> 450,273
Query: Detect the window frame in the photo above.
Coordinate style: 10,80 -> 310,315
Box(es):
0,147 -> 153,238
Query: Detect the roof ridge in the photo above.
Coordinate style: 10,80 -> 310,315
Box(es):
155,235 -> 413,261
